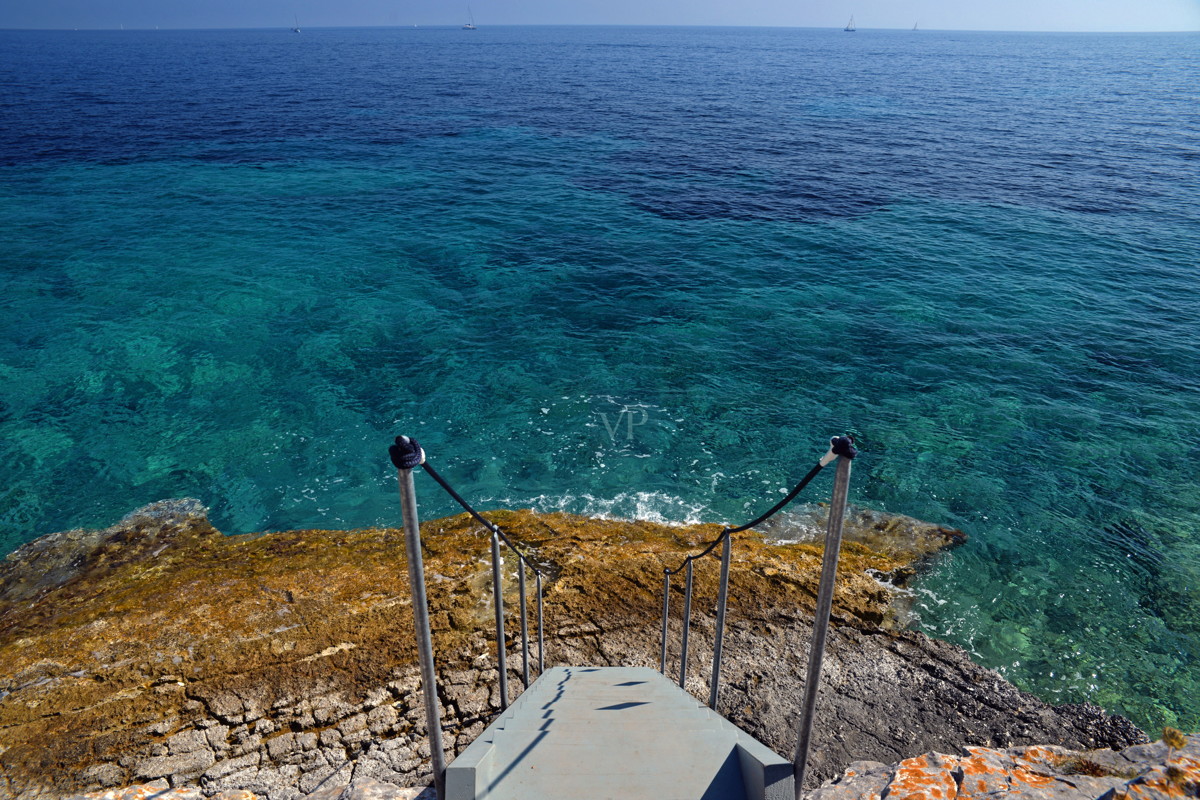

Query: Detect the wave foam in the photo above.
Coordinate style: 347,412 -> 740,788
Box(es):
487,491 -> 712,527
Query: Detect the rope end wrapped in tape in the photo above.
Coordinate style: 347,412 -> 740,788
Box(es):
820,435 -> 857,466
389,435 -> 426,470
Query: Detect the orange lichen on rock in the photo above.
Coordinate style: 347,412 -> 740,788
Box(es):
882,746 -> 1084,800
1009,759 -> 1057,789
885,753 -> 961,800
957,747 -> 1013,796
74,781 -> 203,800
1117,754 -> 1200,800
818,737 -> 1200,800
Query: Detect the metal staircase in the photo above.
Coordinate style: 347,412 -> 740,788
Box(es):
387,434 -> 858,800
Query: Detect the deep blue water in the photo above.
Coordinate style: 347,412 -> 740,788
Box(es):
1,26 -> 1198,731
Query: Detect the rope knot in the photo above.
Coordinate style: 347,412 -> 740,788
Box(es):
830,435 -> 857,460
389,435 -> 425,470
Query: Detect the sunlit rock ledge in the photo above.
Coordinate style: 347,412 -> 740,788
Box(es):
0,500 -> 1145,799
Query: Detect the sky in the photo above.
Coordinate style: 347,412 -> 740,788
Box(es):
0,0 -> 1198,32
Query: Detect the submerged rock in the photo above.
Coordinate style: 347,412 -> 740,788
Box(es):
0,500 -> 1144,798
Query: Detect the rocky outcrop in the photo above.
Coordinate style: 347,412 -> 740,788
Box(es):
68,782 -> 429,800
0,500 -> 1146,799
68,777 -> 431,800
811,734 -> 1200,800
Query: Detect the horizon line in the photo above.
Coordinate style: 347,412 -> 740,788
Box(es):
2,22 -> 1198,34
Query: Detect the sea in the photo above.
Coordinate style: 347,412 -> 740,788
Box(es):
1,25 -> 1197,733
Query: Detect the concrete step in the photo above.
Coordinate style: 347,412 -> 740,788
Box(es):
446,666 -> 794,800
483,730 -> 747,800
494,715 -> 727,734
513,693 -> 711,712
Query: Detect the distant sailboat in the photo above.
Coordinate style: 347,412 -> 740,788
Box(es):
292,14 -> 301,33
462,7 -> 477,29
844,15 -> 856,32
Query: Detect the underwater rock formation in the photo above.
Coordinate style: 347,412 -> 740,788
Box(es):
0,499 -> 1144,799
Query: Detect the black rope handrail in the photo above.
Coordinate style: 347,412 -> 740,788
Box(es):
390,434 -> 547,707
660,435 -> 858,706
389,435 -> 547,579
663,435 -> 857,577
423,463 -> 549,579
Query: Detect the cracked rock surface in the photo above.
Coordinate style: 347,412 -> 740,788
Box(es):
0,499 -> 1146,798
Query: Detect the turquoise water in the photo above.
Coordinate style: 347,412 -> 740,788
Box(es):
1,27 -> 1198,731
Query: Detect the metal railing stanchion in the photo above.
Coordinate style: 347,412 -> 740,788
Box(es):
536,572 -> 545,673
518,559 -> 530,688
659,572 -> 671,674
792,436 -> 857,798
418,460 -> 550,692
708,532 -> 732,710
390,436 -> 447,800
657,443 -> 836,709
679,559 -> 694,688
490,530 -> 509,710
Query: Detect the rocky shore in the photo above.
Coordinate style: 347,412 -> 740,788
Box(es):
0,499 -> 1147,799
66,735 -> 1200,800
810,735 -> 1200,800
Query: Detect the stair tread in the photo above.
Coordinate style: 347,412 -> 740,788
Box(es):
446,666 -> 790,800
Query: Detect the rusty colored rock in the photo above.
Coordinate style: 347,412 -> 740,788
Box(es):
0,499 -> 1141,799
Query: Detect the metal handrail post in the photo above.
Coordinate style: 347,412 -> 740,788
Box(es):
792,440 -> 855,797
518,559 -> 530,688
659,572 -> 671,673
395,456 -> 447,800
536,572 -> 545,673
490,531 -> 509,710
679,559 -> 694,689
708,532 -> 732,710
